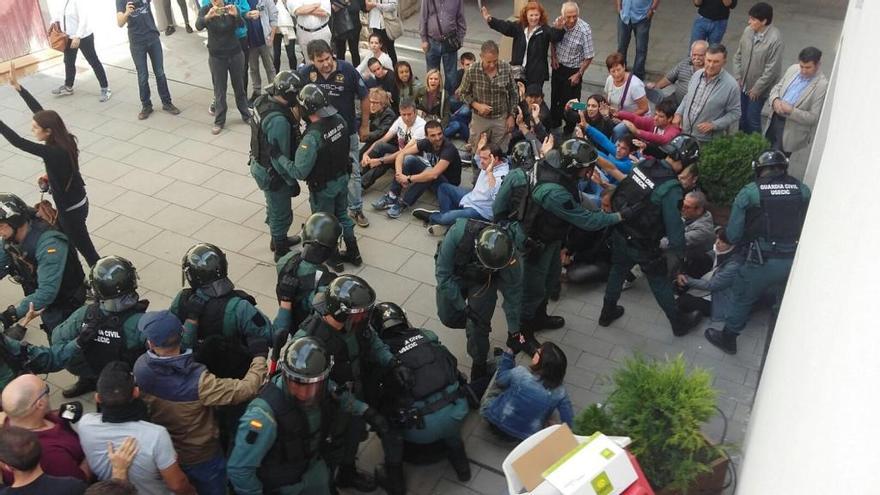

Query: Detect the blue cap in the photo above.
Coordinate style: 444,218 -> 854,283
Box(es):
138,310 -> 183,347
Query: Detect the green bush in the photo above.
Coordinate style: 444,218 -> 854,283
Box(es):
572,354 -> 719,492
698,132 -> 769,207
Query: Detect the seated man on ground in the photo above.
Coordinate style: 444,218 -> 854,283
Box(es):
675,227 -> 745,325
361,88 -> 397,158
661,190 -> 715,278
509,84 -> 552,151
412,138 -> 509,235
371,120 -> 463,219
360,99 -> 426,190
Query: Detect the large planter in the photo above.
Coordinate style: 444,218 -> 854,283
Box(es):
657,448 -> 729,495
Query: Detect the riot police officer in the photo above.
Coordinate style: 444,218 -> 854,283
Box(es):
370,302 -> 471,494
492,139 -> 624,333
171,243 -> 274,379
600,134 -> 704,335
705,150 -> 811,354
277,84 -> 362,271
249,70 -> 305,260
273,212 -> 341,365
51,255 -> 150,398
509,140 -> 536,170
292,274 -> 399,492
435,218 -> 534,380
0,305 -> 80,392
228,337 -> 344,495
0,193 -> 86,333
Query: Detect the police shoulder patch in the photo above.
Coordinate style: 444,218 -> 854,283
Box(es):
46,247 -> 57,254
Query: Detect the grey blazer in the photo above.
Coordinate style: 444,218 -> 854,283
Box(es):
762,63 -> 829,153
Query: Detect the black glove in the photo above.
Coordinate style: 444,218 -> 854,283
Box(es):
183,293 -> 208,321
276,272 -> 299,303
76,324 -> 99,349
58,401 -> 84,424
363,407 -> 390,437
246,337 -> 270,359
391,360 -> 414,389
618,204 -> 640,221
0,306 -> 18,329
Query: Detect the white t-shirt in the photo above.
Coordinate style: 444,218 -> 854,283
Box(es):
78,413 -> 178,495
387,115 -> 427,150
368,0 -> 397,29
287,0 -> 331,29
604,74 -> 646,113
356,52 -> 394,78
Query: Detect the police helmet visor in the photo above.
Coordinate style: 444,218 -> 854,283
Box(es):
315,104 -> 339,118
344,307 -> 372,334
285,378 -> 326,404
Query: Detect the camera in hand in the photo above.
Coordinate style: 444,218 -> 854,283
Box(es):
59,401 -> 84,424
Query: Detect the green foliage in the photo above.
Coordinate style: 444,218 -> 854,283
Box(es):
573,355 -> 720,492
699,132 -> 769,206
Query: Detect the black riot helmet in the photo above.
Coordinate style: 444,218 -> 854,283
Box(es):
319,274 -> 376,326
181,243 -> 228,288
302,212 -> 342,249
510,141 -> 536,170
752,149 -> 789,177
659,134 -> 701,166
297,84 -> 338,118
278,336 -> 333,404
267,70 -> 304,106
559,139 -> 599,173
0,193 -> 32,232
90,256 -> 138,301
474,225 -> 515,271
370,302 -> 409,337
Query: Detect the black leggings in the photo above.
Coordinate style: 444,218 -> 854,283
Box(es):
334,31 -> 360,67
161,0 -> 191,26
272,35 -> 297,73
63,34 -> 108,89
57,201 -> 100,267
372,28 -> 397,67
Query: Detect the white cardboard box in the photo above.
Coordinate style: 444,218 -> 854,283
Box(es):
541,432 -> 638,495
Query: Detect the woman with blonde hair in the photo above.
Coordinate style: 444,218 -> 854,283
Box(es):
414,69 -> 450,128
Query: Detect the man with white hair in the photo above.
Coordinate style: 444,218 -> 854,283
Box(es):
661,190 -> 715,278
549,2 -> 594,132
1,374 -> 89,482
647,40 -> 709,106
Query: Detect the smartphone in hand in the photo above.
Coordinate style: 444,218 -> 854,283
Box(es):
570,102 -> 587,111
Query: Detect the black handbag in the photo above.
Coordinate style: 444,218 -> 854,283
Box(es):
330,0 -> 357,34
429,0 -> 461,52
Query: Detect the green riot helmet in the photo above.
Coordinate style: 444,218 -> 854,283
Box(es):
370,302 -> 409,337
267,70 -> 304,107
752,149 -> 789,177
301,212 -> 342,264
559,138 -> 599,173
317,275 -> 375,335
278,336 -> 333,404
659,134 -> 701,166
297,84 -> 338,118
510,141 -> 536,170
90,256 -> 138,301
474,225 -> 515,271
181,243 -> 228,288
0,193 -> 32,233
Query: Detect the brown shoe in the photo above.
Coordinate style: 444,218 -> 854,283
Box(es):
350,209 -> 370,228
138,106 -> 153,120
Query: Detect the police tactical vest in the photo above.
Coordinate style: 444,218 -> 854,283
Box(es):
256,383 -> 337,492
384,328 -> 458,402
4,219 -> 85,305
301,314 -> 361,387
81,300 -> 149,373
522,161 -> 581,243
450,219 -> 493,283
250,96 -> 301,191
279,253 -> 337,331
612,158 -> 678,248
305,115 -> 350,189
745,174 -> 806,252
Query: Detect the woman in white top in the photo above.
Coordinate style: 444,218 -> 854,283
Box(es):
272,0 -> 297,71
356,33 -> 394,79
49,0 -> 111,101
363,0 -> 399,66
603,51 -> 648,115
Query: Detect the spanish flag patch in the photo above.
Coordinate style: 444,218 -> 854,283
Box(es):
249,420 -> 263,430
46,248 -> 57,254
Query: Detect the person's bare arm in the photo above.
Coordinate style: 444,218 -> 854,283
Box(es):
160,462 -> 197,495
394,139 -> 420,175
634,96 -> 649,116
117,2 -> 134,27
412,159 -> 448,182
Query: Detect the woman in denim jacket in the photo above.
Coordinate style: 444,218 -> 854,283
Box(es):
480,342 -> 574,440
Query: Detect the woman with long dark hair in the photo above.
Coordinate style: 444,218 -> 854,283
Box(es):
0,65 -> 100,267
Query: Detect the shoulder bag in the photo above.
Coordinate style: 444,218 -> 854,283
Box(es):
428,0 -> 461,52
381,1 -> 403,40
48,0 -> 71,52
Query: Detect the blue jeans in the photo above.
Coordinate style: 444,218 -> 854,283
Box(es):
348,133 -> 363,211
690,15 -> 728,45
444,103 -> 471,140
429,183 -> 484,225
389,156 -> 447,206
181,453 -> 227,495
426,39 -> 459,94
617,16 -> 651,80
739,92 -> 766,134
129,35 -> 171,107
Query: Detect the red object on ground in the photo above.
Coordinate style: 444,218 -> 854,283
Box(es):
622,451 -> 656,495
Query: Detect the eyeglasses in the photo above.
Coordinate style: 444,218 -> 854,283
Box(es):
30,384 -> 50,409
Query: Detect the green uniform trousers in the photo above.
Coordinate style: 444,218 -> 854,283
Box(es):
458,277 -> 503,366
521,240 -> 562,321
604,231 -> 678,322
725,256 -> 792,334
262,183 -> 296,242
308,176 -> 355,242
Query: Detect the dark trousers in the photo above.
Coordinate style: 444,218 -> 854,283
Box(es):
739,92 -> 767,134
550,65 -> 581,130
677,293 -> 711,316
765,113 -> 790,155
373,28 -> 397,67
239,37 -> 250,94
272,35 -> 297,73
57,201 -> 100,267
209,50 -> 250,126
334,30 -> 360,67
129,35 -> 172,107
161,0 -> 190,26
63,34 -> 108,89
389,156 -> 448,206
617,16 -> 651,81
361,142 -> 397,190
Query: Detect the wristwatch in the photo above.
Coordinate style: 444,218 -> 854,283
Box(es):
406,176 -> 412,184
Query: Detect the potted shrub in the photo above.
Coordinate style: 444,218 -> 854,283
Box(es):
573,354 -> 729,494
698,132 -> 769,225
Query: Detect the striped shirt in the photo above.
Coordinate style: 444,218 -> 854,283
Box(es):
555,18 -> 594,69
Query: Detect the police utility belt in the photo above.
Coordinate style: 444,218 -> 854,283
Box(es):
746,240 -> 797,264
392,387 -> 464,429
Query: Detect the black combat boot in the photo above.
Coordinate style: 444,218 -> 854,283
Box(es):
522,300 -> 565,332
704,327 -> 738,354
598,300 -> 625,327
671,310 -> 702,336
335,464 -> 377,492
376,463 -> 406,495
470,360 -> 489,382
447,445 -> 472,482
269,235 -> 302,253
62,377 -> 97,398
339,236 -> 363,266
507,330 -> 540,356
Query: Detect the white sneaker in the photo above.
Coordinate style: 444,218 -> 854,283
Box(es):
622,279 -> 634,291
427,224 -> 447,236
99,88 -> 112,102
51,85 -> 74,96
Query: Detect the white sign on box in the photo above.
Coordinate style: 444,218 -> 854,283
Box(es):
542,433 -> 638,495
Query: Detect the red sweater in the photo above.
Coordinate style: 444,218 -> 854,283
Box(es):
616,111 -> 681,145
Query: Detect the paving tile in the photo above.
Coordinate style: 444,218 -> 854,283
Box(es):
93,214 -> 162,249
196,193 -> 262,225
128,127 -> 187,152
82,179 -> 126,206
401,283 -> 438,320
155,181 -> 218,209
138,258 -> 187,297
105,190 -> 170,221
119,147 -> 181,173
84,136 -> 141,161
206,148 -> 251,174
397,251 -> 437,286
139,230 -> 200,264
147,203 -> 214,236
92,119 -> 147,141
85,206 -> 119,233
167,138 -> 225,163
80,155 -> 136,183
192,218 -> 262,252
202,170 -> 259,198
356,266 -> 420,305
357,236 -> 414,273
160,158 -> 222,185
235,263 -> 277,299
97,241 -> 157,271
392,222 -> 441,256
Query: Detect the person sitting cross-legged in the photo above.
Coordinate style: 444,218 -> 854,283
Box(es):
360,99 -> 426,191
412,136 -> 509,235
